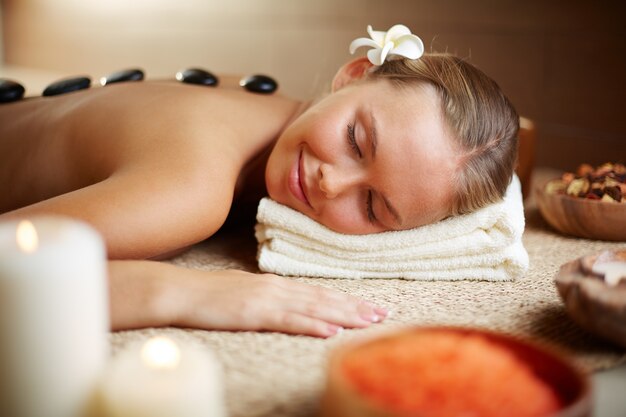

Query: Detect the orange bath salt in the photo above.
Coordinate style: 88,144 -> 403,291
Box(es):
342,330 -> 562,417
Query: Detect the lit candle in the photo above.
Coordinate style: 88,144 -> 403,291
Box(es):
99,336 -> 226,417
0,216 -> 109,417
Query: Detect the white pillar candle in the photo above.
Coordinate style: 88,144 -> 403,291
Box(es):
100,336 -> 226,417
0,216 -> 109,417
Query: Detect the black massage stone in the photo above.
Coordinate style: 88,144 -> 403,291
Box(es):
43,76 -> 91,97
239,74 -> 277,94
102,68 -> 144,85
176,68 -> 218,86
0,79 -> 25,103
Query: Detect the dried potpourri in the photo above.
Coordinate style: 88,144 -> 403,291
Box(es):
545,162 -> 626,203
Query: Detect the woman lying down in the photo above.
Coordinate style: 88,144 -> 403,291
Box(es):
0,25 -> 520,338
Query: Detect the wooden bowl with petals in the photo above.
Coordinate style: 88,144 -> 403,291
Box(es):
535,179 -> 626,241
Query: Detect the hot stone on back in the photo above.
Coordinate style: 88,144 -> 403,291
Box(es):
239,75 -> 278,94
43,77 -> 91,97
176,68 -> 219,87
0,79 -> 25,103
101,69 -> 145,86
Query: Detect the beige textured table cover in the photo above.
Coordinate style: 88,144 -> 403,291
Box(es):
109,187 -> 626,417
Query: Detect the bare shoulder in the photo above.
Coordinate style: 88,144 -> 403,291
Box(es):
108,161 -> 238,259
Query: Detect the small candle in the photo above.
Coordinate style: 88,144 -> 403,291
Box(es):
100,336 -> 226,417
0,216 -> 109,417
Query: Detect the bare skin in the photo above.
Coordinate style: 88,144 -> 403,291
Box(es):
0,75 -> 388,337
1,77 -> 292,258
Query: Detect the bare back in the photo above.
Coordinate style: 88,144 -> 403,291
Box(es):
0,79 -> 300,258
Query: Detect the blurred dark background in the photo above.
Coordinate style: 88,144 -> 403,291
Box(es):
1,0 -> 624,170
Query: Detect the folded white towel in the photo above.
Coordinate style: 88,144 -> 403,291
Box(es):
255,175 -> 529,281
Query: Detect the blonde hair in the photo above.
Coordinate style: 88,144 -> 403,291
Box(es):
368,53 -> 519,215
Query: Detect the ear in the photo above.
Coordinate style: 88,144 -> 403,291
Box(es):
331,57 -> 374,92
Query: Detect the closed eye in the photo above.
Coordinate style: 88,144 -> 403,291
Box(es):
366,190 -> 377,223
347,123 -> 362,158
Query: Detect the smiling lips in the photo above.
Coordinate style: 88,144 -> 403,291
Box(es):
289,148 -> 311,207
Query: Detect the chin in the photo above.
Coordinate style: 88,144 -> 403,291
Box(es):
264,173 -> 289,208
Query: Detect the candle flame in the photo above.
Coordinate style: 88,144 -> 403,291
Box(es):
141,336 -> 181,369
16,220 -> 38,253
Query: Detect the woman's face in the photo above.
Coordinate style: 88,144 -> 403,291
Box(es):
265,79 -> 461,234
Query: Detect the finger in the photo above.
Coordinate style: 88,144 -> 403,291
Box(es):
276,278 -> 388,316
300,282 -> 363,304
256,274 -> 389,326
265,311 -> 344,338
280,297 -> 381,329
282,284 -> 389,324
259,274 -> 358,303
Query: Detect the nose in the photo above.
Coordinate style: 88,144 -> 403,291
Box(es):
318,163 -> 364,199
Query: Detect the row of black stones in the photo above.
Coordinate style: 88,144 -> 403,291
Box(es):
0,68 -> 278,104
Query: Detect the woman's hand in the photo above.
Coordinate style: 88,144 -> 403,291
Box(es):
170,269 -> 388,337
108,261 -> 389,338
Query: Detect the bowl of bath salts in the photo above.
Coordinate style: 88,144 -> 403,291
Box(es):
555,249 -> 626,349
320,327 -> 590,417
535,162 -> 626,241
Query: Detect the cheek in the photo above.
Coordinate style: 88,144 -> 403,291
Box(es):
316,198 -> 372,234
304,116 -> 346,158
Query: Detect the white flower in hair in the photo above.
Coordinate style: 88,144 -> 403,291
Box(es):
349,24 -> 425,66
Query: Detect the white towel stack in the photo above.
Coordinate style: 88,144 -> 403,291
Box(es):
255,175 -> 529,281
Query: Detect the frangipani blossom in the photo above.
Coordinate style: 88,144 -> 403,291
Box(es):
349,24 -> 424,66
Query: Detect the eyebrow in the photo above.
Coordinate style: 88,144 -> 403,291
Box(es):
369,111 -> 378,158
369,111 -> 403,227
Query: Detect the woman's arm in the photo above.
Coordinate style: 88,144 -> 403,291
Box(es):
0,165 -> 234,260
108,260 -> 388,337
2,169 -> 387,336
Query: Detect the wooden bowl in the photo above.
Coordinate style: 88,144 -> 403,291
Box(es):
535,179 -> 626,241
516,117 -> 537,200
320,326 -> 591,417
555,250 -> 626,348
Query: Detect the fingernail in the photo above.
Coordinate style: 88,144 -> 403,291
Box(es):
374,307 -> 389,317
328,324 -> 344,337
358,303 -> 378,322
359,311 -> 379,323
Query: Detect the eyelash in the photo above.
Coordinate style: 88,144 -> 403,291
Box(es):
346,123 -> 362,158
366,191 -> 376,223
347,123 -> 376,223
